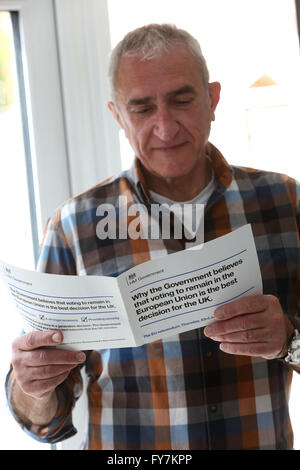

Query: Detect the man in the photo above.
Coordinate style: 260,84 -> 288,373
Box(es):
6,24 -> 300,449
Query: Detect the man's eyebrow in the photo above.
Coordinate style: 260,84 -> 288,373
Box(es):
167,85 -> 196,99
127,96 -> 153,109
126,85 -> 196,109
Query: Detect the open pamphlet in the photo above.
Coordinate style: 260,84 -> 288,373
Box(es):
0,224 -> 262,350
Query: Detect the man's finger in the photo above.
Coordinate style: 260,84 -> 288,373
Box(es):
25,363 -> 79,381
219,341 -> 271,357
204,311 -> 267,338
214,295 -> 268,320
208,327 -> 269,344
23,348 -> 86,366
21,371 -> 71,398
12,330 -> 63,352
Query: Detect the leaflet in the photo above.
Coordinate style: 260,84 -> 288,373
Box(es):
0,224 -> 262,350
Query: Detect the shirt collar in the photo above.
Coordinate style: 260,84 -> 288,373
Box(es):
126,141 -> 233,204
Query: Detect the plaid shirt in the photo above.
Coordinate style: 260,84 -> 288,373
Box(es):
6,143 -> 300,449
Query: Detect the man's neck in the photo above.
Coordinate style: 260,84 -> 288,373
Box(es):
141,157 -> 212,202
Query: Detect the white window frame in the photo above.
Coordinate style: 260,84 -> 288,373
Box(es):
0,0 -> 71,233
0,0 -> 71,451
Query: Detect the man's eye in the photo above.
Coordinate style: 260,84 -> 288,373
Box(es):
136,108 -> 151,114
175,99 -> 193,105
130,106 -> 152,114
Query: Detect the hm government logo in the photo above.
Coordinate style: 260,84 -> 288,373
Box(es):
126,272 -> 137,286
95,196 -> 204,246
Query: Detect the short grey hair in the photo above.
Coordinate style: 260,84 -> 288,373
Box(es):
108,23 -> 210,104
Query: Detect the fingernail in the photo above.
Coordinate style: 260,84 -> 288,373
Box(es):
52,332 -> 61,343
76,352 -> 86,362
210,336 -> 222,342
215,307 -> 226,319
204,326 -> 214,337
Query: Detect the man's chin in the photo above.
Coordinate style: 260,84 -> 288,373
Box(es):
152,167 -> 198,183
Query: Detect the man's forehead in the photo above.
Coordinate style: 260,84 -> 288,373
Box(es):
115,50 -> 204,104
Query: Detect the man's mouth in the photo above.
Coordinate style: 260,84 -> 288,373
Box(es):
153,142 -> 188,152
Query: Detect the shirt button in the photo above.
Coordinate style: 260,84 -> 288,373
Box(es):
206,351 -> 212,358
210,405 -> 217,412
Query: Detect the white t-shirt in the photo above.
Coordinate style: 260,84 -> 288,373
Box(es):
149,174 -> 216,244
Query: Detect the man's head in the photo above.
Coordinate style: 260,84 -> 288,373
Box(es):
108,24 -> 220,194
108,24 -> 210,105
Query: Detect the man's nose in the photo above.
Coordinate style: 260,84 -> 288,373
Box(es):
152,108 -> 180,142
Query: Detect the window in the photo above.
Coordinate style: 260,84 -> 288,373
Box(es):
0,0 -> 70,450
0,9 -> 47,450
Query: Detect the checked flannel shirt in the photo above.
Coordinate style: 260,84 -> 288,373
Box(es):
6,142 -> 300,449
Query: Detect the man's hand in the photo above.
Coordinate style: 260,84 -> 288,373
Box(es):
11,330 -> 86,400
204,294 -> 294,360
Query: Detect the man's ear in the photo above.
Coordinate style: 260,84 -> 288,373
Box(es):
208,82 -> 221,121
108,101 -> 123,128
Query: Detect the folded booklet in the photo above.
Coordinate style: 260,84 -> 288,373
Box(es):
0,224 -> 262,350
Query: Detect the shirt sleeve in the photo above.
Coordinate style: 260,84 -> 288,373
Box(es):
36,206 -> 77,276
279,179 -> 300,373
5,207 -> 85,443
5,363 -> 82,443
